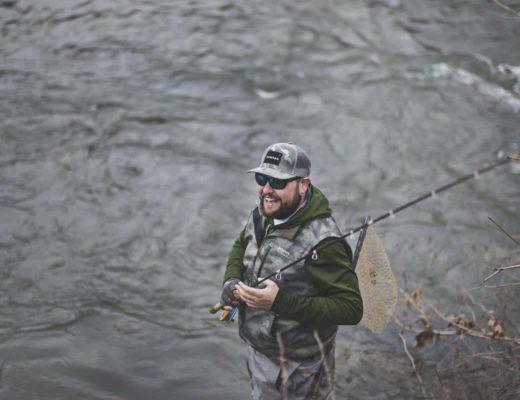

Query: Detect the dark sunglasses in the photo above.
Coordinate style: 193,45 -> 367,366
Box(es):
255,173 -> 300,190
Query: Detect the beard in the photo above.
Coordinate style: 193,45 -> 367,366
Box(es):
259,190 -> 302,220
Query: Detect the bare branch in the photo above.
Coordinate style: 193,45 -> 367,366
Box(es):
466,349 -> 520,360
275,332 -> 289,400
492,0 -> 520,17
482,264 -> 520,285
400,288 -> 427,315
313,330 -> 335,400
482,281 -> 520,289
488,217 -> 520,248
433,368 -> 451,400
500,264 -> 520,270
425,300 -> 520,344
395,255 -> 520,398
398,332 -> 428,398
400,283 -> 520,344
394,316 -> 456,337
462,285 -> 493,314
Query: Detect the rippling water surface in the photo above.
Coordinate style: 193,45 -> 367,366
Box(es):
0,0 -> 519,399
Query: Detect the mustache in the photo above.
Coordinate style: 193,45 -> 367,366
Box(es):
261,193 -> 280,201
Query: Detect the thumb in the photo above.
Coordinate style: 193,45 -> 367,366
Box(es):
260,278 -> 277,288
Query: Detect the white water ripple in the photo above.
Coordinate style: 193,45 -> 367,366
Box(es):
431,62 -> 520,113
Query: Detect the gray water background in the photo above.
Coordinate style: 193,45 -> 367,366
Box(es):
1,0 -> 519,399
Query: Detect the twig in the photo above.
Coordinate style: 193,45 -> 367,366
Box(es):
492,0 -> 520,17
401,288 -> 520,343
426,300 -> 520,344
482,281 -> 520,289
465,349 -> 520,360
462,284 -> 493,314
465,352 -> 520,373
313,330 -> 335,400
488,217 -> 520,248
276,332 -> 289,400
398,332 -> 428,398
400,288 -> 427,315
394,316 -> 456,337
482,264 -> 520,285
434,368 -> 451,400
493,264 -> 520,271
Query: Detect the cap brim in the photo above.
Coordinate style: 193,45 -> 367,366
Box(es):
248,167 -> 295,180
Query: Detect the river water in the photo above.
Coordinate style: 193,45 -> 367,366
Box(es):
0,1 -> 519,399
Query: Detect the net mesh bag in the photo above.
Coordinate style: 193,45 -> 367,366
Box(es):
356,225 -> 398,333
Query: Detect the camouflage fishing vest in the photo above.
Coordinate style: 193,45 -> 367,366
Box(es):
238,208 -> 346,362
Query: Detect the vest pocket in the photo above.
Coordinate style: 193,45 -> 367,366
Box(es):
239,307 -> 276,348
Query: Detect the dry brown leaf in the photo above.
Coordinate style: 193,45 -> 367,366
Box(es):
414,329 -> 434,348
486,314 -> 505,338
446,314 -> 460,325
410,289 -> 422,301
446,314 -> 474,334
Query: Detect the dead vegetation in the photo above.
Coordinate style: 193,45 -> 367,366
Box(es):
395,218 -> 520,399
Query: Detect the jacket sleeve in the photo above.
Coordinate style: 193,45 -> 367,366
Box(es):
223,228 -> 247,284
270,239 -> 363,325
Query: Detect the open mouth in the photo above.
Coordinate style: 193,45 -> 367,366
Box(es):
263,195 -> 279,208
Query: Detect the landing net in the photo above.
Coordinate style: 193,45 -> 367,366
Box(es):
355,226 -> 398,333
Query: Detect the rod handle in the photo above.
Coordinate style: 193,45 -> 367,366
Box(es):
209,302 -> 222,314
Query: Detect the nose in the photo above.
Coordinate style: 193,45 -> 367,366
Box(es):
261,182 -> 274,194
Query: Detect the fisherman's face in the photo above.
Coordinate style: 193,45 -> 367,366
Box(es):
257,176 -> 310,219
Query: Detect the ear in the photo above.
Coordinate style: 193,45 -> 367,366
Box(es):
299,178 -> 311,195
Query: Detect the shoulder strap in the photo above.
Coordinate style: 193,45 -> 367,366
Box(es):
252,207 -> 265,245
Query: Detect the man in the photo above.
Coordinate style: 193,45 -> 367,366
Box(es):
221,143 -> 363,399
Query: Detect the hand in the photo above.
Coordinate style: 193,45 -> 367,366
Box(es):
236,279 -> 279,310
221,278 -> 241,307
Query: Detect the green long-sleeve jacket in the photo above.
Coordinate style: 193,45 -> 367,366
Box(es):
224,186 -> 363,326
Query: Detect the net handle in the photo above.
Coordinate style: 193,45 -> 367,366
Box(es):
352,216 -> 370,271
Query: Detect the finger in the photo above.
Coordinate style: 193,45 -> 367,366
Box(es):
238,287 -> 256,303
236,284 -> 252,300
237,290 -> 246,302
236,282 -> 254,297
238,287 -> 261,305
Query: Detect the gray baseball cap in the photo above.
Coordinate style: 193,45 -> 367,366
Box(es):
248,143 -> 311,179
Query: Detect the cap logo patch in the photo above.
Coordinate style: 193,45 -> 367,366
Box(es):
264,150 -> 283,165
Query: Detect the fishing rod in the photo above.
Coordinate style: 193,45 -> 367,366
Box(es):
210,155 -> 517,315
